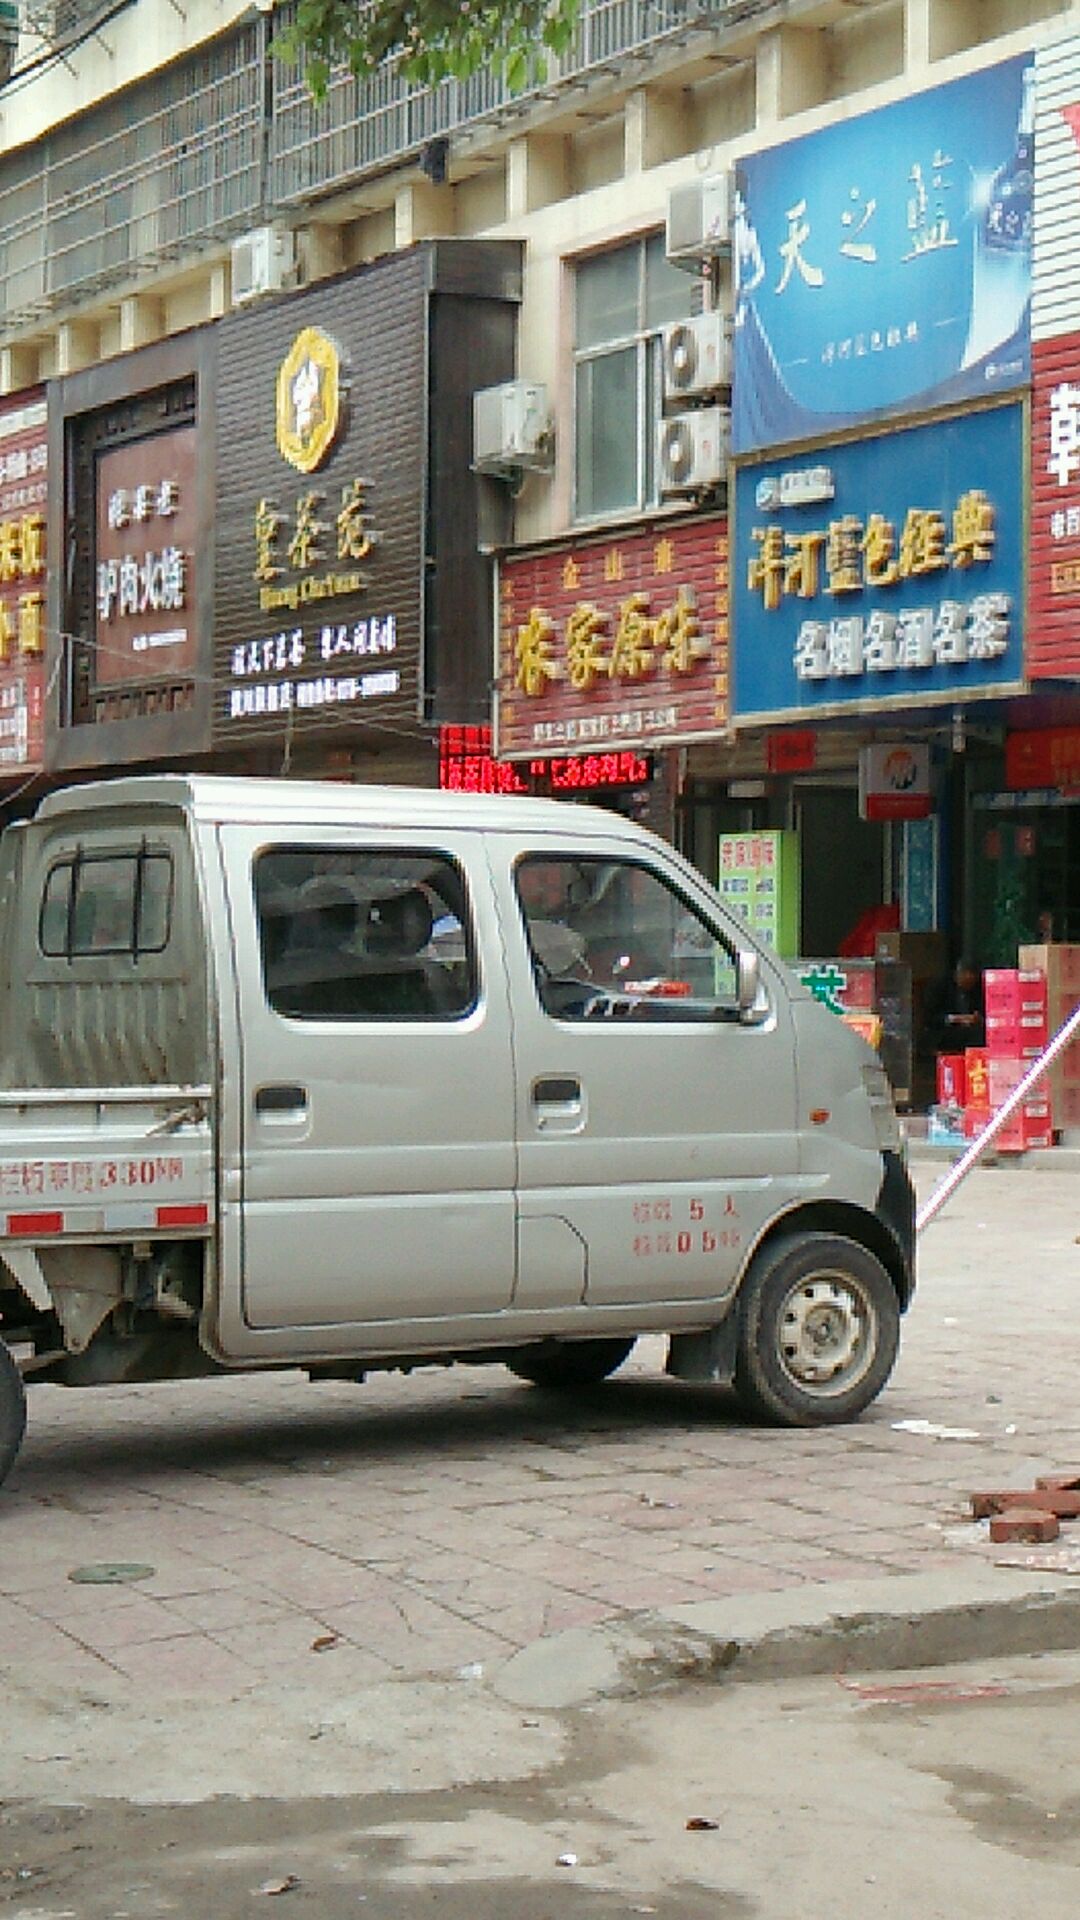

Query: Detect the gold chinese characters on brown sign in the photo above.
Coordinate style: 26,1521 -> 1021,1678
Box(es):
497,517 -> 729,759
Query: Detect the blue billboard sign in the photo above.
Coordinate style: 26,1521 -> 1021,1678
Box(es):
732,404 -> 1024,723
732,56 -> 1033,453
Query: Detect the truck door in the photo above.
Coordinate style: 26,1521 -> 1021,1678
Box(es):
500,839 -> 803,1310
219,827 -> 517,1333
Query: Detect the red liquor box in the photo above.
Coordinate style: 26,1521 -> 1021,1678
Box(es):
936,1054 -> 967,1107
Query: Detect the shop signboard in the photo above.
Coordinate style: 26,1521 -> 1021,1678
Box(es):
732,404 -> 1024,723
211,241 -> 518,755
439,724 -> 650,795
1033,35 -> 1080,343
858,743 -> 932,822
1005,725 -> 1080,790
0,390 -> 47,776
213,281 -> 423,748
1029,331 -> 1080,676
1030,38 -> 1080,680
495,517 -> 729,759
732,54 -> 1033,453
94,429 -> 197,685
716,829 -> 799,957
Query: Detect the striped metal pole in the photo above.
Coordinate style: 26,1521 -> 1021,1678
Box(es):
916,1000 -> 1080,1234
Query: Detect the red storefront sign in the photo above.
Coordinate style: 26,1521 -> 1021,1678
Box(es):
766,729 -> 816,774
0,390 -> 48,778
1006,725 -> 1080,790
496,516 -> 728,759
1030,332 -> 1080,678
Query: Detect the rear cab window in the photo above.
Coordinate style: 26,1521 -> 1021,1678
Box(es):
253,847 -> 477,1022
39,849 -> 173,959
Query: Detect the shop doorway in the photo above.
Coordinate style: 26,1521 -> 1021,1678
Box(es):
796,784 -> 886,958
971,796 -> 1080,964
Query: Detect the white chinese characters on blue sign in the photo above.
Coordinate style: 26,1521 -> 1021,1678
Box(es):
732,405 -> 1024,721
732,56 -> 1033,453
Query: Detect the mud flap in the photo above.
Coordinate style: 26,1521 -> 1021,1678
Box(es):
666,1311 -> 739,1385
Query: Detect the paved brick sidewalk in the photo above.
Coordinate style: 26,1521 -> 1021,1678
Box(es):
1,1163 -> 1077,1700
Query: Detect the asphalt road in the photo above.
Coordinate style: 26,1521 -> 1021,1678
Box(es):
4,1646 -> 1080,1918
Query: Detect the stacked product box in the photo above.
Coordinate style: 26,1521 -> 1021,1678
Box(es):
970,970 -> 1052,1151
1018,945 -> 1080,1134
927,1053 -> 966,1147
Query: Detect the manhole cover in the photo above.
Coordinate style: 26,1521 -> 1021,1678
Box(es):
68,1563 -> 156,1586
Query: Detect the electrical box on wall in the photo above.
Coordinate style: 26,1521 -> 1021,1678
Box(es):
230,226 -> 297,306
657,406 -> 730,494
666,174 -> 733,270
473,381 -> 554,476
662,311 -> 732,402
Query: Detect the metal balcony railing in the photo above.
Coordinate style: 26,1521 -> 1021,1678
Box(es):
0,0 -> 732,333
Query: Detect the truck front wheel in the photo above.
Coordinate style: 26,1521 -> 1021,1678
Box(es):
734,1233 -> 899,1427
0,1338 -> 27,1488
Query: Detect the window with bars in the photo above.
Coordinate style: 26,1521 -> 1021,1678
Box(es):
573,232 -> 694,522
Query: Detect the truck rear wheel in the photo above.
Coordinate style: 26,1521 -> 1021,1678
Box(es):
0,1338 -> 27,1488
733,1233 -> 899,1427
508,1337 -> 635,1391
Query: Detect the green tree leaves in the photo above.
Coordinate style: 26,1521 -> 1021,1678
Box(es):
275,0 -> 581,101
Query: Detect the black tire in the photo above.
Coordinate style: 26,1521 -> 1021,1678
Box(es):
733,1232 -> 900,1427
0,1338 -> 27,1488
508,1337 -> 635,1391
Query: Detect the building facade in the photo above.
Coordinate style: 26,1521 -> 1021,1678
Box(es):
0,0 -> 1078,978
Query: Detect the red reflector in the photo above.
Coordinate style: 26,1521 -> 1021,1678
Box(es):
156,1204 -> 209,1229
7,1211 -> 64,1235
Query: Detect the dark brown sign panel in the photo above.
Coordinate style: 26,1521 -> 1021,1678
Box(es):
49,331 -> 212,774
211,255 -> 429,752
94,428 -> 197,685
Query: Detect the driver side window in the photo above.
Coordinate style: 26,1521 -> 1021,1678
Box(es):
515,854 -> 739,1022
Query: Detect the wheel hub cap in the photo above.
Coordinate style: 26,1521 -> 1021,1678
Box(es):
779,1275 -> 871,1392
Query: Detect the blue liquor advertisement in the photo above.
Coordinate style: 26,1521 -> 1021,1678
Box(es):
732,403 -> 1024,723
732,55 -> 1033,453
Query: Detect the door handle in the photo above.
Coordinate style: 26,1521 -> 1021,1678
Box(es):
533,1076 -> 582,1105
255,1083 -> 308,1115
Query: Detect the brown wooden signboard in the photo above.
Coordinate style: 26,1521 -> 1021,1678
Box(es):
94,427 -> 197,686
495,515 -> 729,759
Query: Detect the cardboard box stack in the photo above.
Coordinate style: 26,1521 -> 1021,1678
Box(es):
976,969 -> 1052,1151
1018,945 -> 1080,1136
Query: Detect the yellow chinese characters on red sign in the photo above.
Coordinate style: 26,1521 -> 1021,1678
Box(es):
498,518 -> 728,758
0,391 -> 48,775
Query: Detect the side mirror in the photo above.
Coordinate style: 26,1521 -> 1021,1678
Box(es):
736,949 -> 763,1023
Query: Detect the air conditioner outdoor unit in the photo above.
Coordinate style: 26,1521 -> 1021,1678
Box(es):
658,406 -> 730,495
473,380 -> 554,475
662,311 -> 732,402
666,173 -> 733,271
230,225 -> 296,306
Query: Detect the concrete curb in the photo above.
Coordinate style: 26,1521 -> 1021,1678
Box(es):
493,1568 -> 1080,1709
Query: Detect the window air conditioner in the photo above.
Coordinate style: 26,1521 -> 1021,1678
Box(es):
658,406 -> 730,495
473,381 -> 554,475
665,174 -> 733,271
230,226 -> 297,306
662,311 -> 732,402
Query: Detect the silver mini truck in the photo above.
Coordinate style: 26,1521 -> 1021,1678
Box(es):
0,775 -> 915,1484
